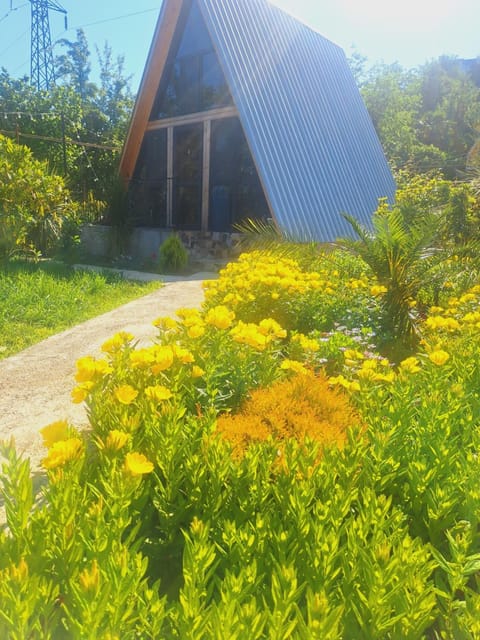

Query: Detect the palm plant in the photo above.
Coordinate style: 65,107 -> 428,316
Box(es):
233,217 -> 321,267
339,203 -> 437,350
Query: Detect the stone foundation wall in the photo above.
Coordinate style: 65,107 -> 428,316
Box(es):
81,225 -> 243,262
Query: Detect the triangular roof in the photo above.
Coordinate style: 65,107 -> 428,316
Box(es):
120,0 -> 396,241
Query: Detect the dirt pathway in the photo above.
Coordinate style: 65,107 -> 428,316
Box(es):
0,276 -> 210,472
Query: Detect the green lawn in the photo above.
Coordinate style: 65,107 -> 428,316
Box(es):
0,260 -> 161,359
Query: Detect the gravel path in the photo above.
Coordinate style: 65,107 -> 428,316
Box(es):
0,275 -> 210,472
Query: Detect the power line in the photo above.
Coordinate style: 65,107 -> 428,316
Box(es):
0,2 -> 28,24
72,7 -> 158,30
0,29 -> 29,57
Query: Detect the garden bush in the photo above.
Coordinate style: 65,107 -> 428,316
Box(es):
158,234 -> 189,273
1,246 -> 480,637
0,134 -> 70,258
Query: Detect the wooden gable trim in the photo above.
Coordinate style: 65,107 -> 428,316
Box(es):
146,105 -> 238,130
119,0 -> 184,182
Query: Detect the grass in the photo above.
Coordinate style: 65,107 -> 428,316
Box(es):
0,260 -> 162,359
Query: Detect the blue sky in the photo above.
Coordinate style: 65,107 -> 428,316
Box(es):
0,0 -> 479,93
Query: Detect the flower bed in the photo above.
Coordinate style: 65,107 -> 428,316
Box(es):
1,248 -> 479,638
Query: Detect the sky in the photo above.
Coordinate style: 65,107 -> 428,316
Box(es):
0,0 -> 479,93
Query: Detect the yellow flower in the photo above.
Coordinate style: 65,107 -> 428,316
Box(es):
172,345 -> 195,364
42,438 -> 84,470
145,385 -> 173,402
187,324 -> 206,339
357,367 -> 377,381
258,318 -> 287,339
280,359 -> 308,375
114,385 -> 138,405
370,284 -> 388,296
8,558 -> 28,582
271,292 -> 280,300
71,382 -> 94,404
399,356 -> 421,374
429,350 -> 450,366
231,321 -> 268,350
101,332 -> 134,354
150,345 -> 175,374
328,375 -> 360,391
79,559 -> 100,593
40,420 -> 70,448
343,349 -> 364,361
205,305 -> 235,330
425,316 -> 460,331
124,452 -> 154,476
192,365 -> 205,378
75,357 -> 112,383
153,316 -> 178,330
176,308 -> 202,327
104,430 -> 130,451
130,348 -> 154,369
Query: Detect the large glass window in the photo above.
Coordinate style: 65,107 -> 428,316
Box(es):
209,118 -> 270,231
173,123 -> 203,229
152,0 -> 233,119
128,129 -> 167,227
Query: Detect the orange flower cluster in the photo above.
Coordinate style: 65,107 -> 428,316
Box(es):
216,370 -> 360,459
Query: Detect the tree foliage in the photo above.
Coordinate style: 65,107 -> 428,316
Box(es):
0,134 -> 72,258
0,29 -> 133,203
360,56 -> 480,177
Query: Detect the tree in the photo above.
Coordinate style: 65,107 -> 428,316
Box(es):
361,57 -> 480,177
55,29 -> 94,100
0,28 -> 134,202
0,134 -> 72,258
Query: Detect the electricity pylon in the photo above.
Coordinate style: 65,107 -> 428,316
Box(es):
29,0 -> 67,90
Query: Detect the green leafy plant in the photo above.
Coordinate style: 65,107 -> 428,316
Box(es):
340,203 -> 436,352
0,134 -> 71,258
158,234 -> 189,273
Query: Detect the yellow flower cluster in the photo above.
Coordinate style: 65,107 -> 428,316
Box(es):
203,251 -> 334,307
398,356 -> 421,374
145,384 -> 173,403
346,277 -> 370,291
152,316 -> 178,331
291,333 -> 320,352
280,359 -> 308,375
101,331 -> 134,354
330,353 -> 394,390
425,316 -> 460,332
79,559 -> 100,593
40,420 -> 70,447
424,284 -> 480,335
41,420 -> 84,470
230,317 -> 286,351
104,429 -> 130,451
205,305 -> 236,330
428,349 -> 450,366
42,437 -> 84,470
75,356 -> 113,383
370,284 -> 388,296
130,345 -> 174,372
328,374 -> 360,392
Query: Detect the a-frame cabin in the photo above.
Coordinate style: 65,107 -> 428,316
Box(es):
120,0 -> 396,245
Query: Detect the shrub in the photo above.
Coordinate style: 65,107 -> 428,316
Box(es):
158,234 -> 188,273
0,134 -> 71,258
216,370 -> 361,458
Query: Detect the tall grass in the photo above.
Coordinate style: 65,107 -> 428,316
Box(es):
0,261 -> 160,359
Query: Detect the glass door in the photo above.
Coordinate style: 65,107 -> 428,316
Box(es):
172,123 -> 203,229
